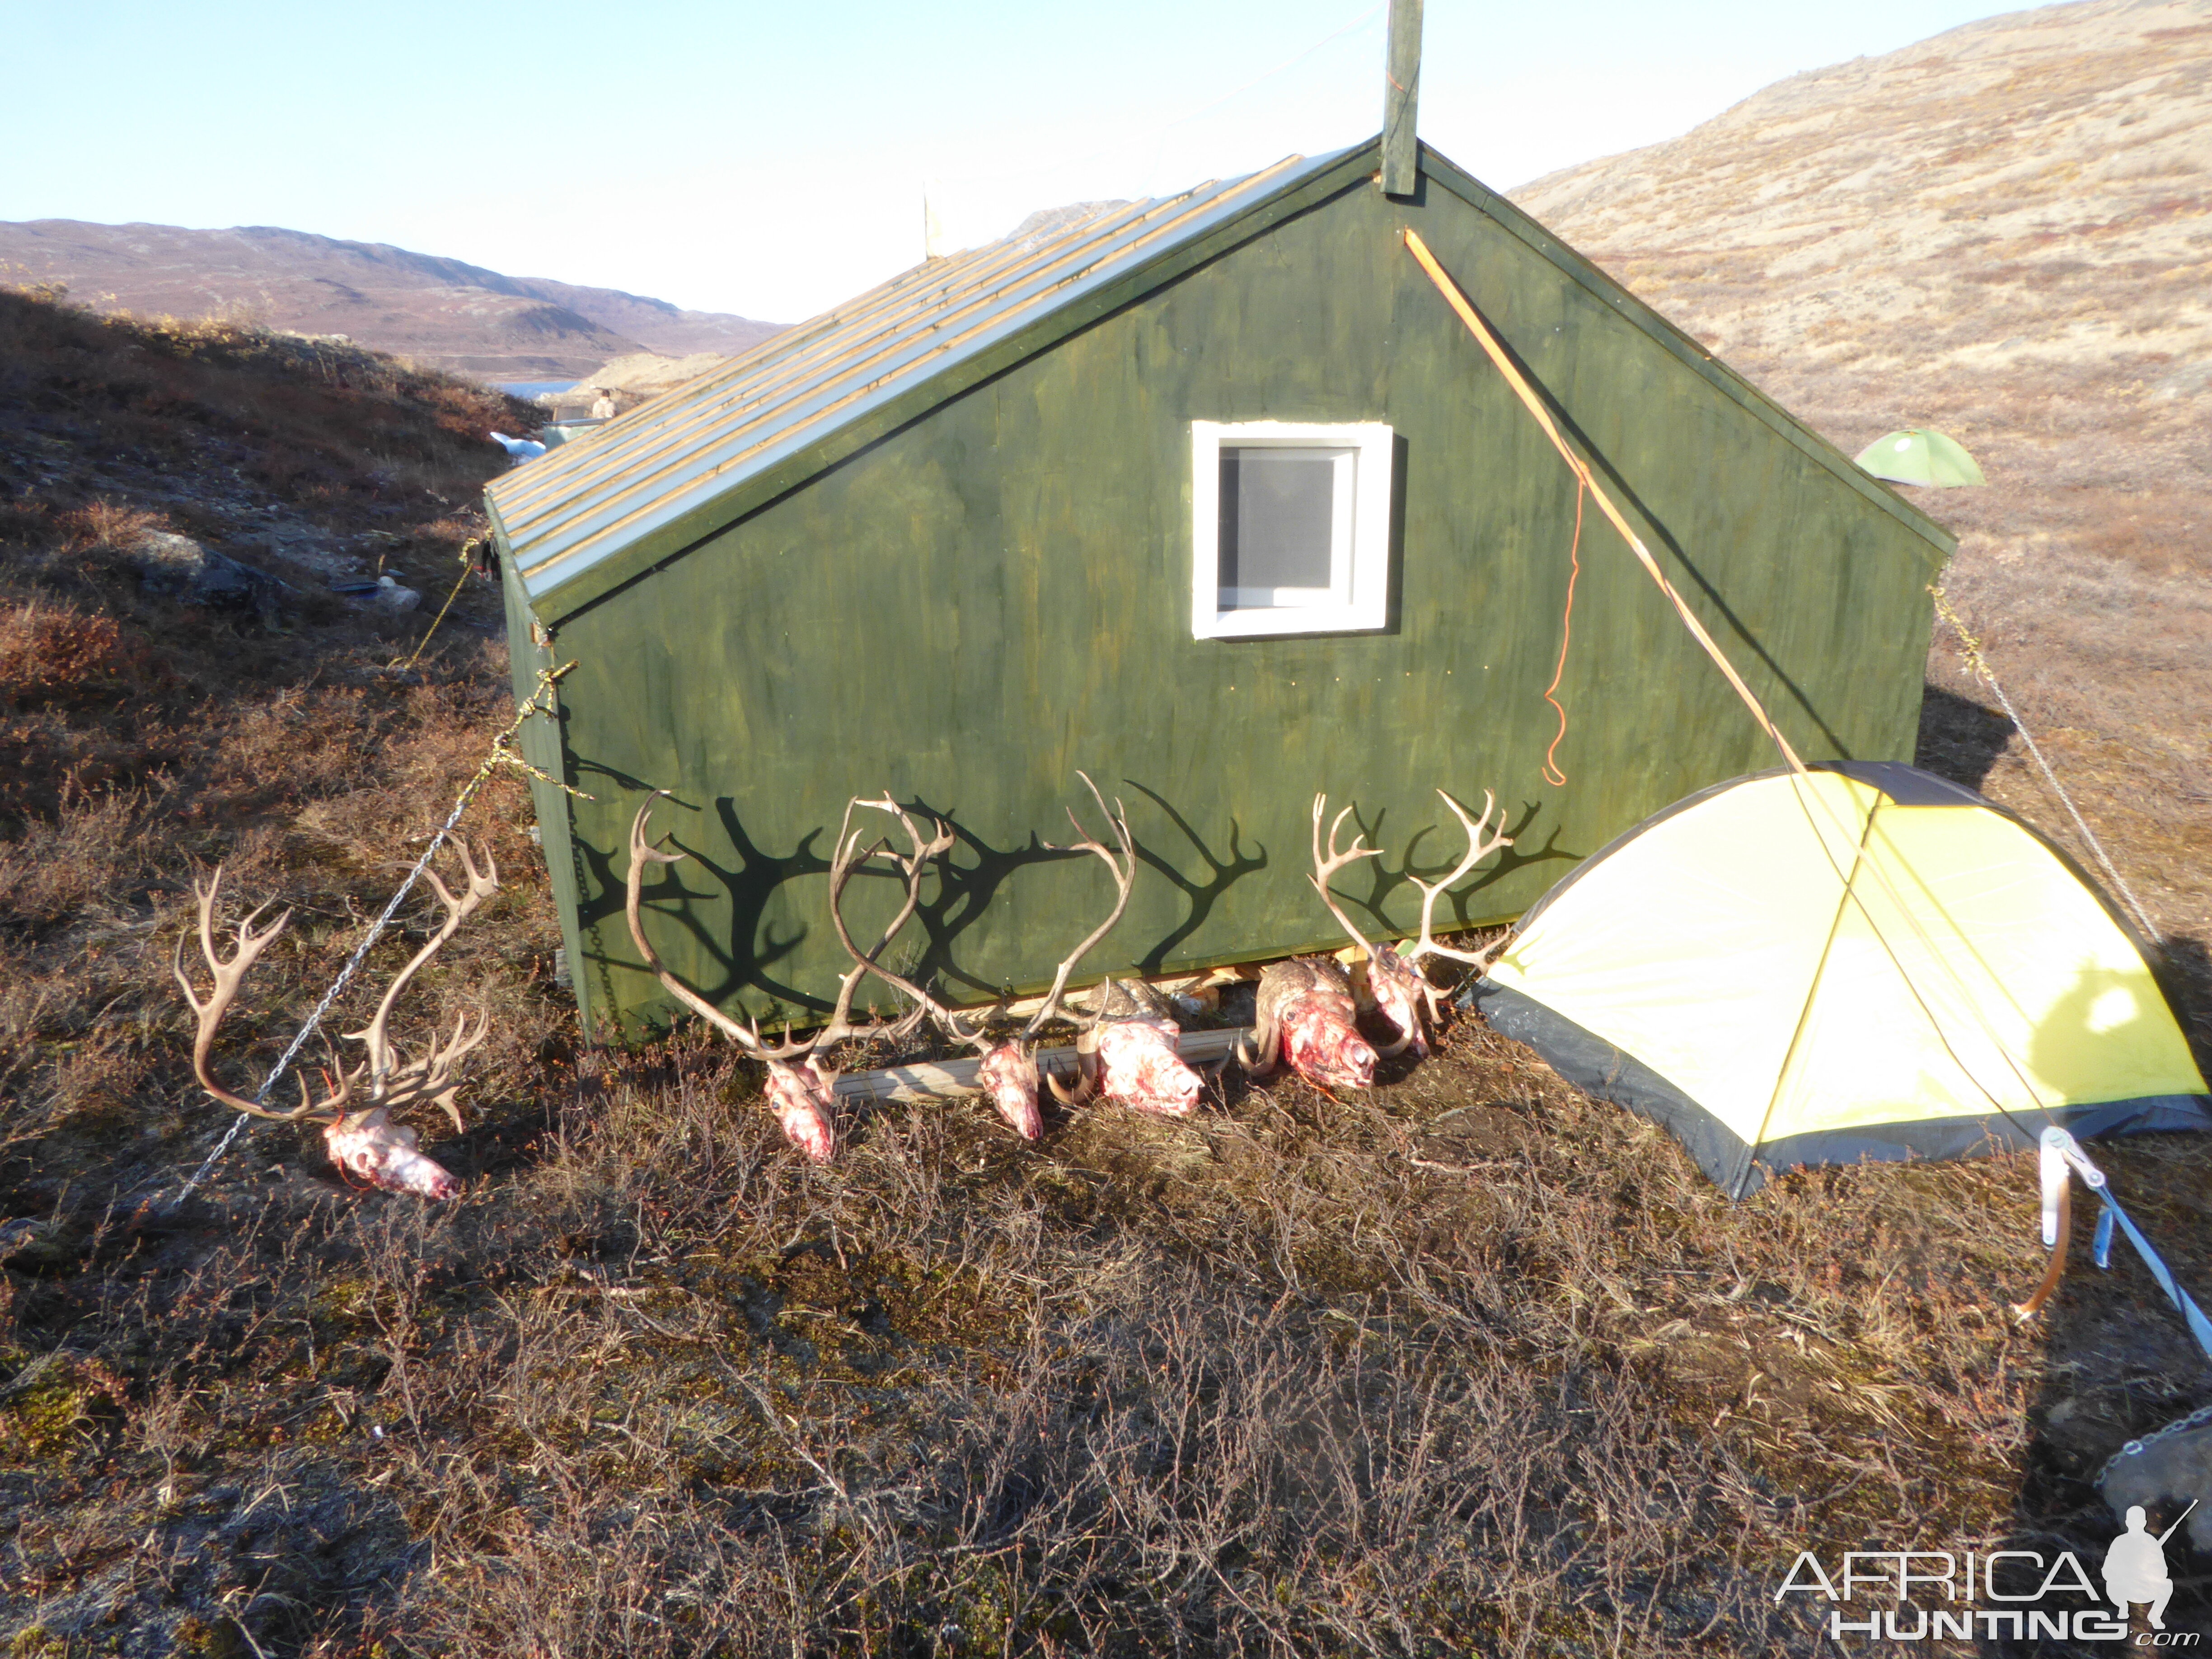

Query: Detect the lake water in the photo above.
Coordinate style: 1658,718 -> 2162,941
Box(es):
495,380 -> 576,399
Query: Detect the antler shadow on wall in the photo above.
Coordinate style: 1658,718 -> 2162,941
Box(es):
585,785 -> 1160,1025
881,792 -> 1108,1006
570,782 -> 831,1030
581,777 -> 1555,1027
1325,794 -> 1574,940
1122,781 -> 1269,974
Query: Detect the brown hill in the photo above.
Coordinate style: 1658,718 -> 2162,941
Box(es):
1512,0 -> 2212,957
0,220 -> 786,381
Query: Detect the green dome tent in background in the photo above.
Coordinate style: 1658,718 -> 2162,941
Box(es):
1470,763 -> 2210,1198
1855,427 -> 1987,487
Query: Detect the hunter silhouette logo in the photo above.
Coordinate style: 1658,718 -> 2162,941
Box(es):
1776,1512 -> 2204,1645
2105,1502 -> 2196,1630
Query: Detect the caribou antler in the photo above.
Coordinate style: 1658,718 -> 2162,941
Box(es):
1400,790 -> 1514,973
819,791 -> 952,1050
1368,790 -> 1514,1057
1307,790 -> 1513,1059
625,791 -> 939,1162
828,775 -> 1135,1139
173,848 -> 499,1199
623,794 -> 768,1048
173,870 -> 318,1121
1309,796 -> 1384,959
346,840 -> 498,1130
1025,772 -> 1136,1040
852,778 -> 1137,1038
820,794 -> 1037,1134
1039,777 -> 1207,1113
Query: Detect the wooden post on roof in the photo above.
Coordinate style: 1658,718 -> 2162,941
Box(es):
1381,0 -> 1423,197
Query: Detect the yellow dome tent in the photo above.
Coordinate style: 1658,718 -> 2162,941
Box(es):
1470,762 -> 2210,1198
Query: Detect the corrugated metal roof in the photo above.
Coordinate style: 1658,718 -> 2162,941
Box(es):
489,147 -> 1356,607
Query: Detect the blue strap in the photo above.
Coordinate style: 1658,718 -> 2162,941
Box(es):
2093,1206 -> 2115,1273
2091,1185 -> 2212,1364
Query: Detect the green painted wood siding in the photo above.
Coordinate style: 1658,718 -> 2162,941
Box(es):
529,170 -> 1944,1042
498,556 -> 592,1007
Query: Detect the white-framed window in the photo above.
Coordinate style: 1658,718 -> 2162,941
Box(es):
1190,420 -> 1394,639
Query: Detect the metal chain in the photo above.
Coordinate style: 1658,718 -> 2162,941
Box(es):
1929,584 -> 2161,940
165,662 -> 586,1210
2097,1396 -> 2212,1490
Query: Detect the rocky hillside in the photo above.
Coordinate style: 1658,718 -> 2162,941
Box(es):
1513,0 -> 2212,396
1512,0 -> 2212,954
0,220 -> 786,381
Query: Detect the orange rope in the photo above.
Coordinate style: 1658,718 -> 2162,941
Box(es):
1401,229 -> 1806,775
1540,479 -> 1584,787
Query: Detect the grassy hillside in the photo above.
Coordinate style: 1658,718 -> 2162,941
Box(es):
0,254 -> 2207,1659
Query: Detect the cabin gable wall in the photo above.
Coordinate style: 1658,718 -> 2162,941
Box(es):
540,176 -> 1940,1039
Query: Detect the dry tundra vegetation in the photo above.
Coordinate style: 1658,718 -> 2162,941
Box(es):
5,28 -> 2212,1649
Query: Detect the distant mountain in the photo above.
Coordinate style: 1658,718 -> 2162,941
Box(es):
0,220 -> 787,381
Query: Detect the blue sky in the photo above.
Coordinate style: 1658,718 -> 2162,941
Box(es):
3,0 -> 2031,322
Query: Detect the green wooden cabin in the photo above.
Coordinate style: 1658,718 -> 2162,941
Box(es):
484,136 -> 1953,1044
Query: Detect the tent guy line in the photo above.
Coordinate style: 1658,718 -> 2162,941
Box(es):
1931,581 -> 2160,940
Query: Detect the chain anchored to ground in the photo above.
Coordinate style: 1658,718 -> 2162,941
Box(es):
163,660 -> 590,1209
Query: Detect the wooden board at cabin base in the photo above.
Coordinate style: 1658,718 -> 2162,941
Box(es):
834,1026 -> 1251,1105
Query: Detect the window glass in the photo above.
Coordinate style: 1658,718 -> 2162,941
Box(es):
1219,448 -> 1338,602
1190,420 -> 1392,639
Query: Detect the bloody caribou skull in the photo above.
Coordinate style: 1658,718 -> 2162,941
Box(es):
1051,978 -> 1205,1115
760,1056 -> 841,1163
974,1040 -> 1044,1139
1363,943 -> 1433,1059
1304,791 -> 1516,1060
1239,957 -> 1377,1091
173,850 -> 498,1201
325,1109 -> 461,1198
837,773 -> 1140,1142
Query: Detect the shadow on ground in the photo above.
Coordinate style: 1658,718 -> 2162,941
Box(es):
1916,682 -> 2015,791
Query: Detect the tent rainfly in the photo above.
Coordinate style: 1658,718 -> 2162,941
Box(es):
1470,762 -> 2212,1197
1855,428 -> 1987,488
